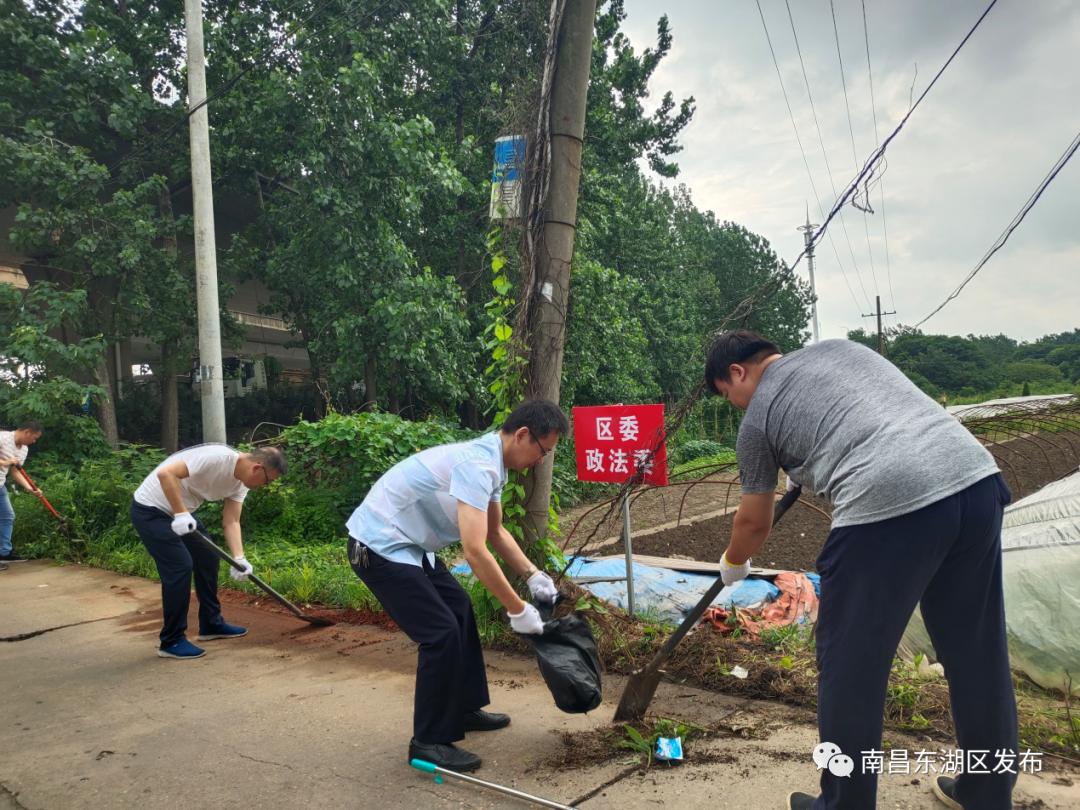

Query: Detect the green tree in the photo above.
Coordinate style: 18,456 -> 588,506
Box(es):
562,259 -> 658,406
1046,344 -> 1080,383
220,14 -> 470,413
887,333 -> 1001,394
1003,361 -> 1064,386
0,281 -> 109,459
1,0 -> 207,445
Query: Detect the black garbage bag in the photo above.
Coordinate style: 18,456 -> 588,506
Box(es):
522,603 -> 602,713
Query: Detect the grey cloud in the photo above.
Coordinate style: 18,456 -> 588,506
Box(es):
621,0 -> 1080,339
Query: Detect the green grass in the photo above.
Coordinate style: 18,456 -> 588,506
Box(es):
759,623 -> 815,655
670,450 -> 738,479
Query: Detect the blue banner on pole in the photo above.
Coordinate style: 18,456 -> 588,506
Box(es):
490,135 -> 525,219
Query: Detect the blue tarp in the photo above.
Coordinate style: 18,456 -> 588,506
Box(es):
451,558 -> 821,625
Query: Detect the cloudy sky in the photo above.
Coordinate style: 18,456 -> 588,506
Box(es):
619,0 -> 1079,342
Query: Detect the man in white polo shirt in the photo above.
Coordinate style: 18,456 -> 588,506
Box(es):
346,400 -> 569,772
131,444 -> 286,659
0,420 -> 44,564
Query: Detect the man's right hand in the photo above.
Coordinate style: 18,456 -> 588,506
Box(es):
720,551 -> 751,586
229,555 -> 253,582
171,512 -> 197,536
508,603 -> 545,635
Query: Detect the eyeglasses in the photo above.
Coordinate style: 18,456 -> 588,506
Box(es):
258,465 -> 270,486
528,430 -> 555,458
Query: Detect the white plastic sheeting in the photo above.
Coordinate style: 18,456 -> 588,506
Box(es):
946,393 -> 1076,419
901,468 -> 1080,695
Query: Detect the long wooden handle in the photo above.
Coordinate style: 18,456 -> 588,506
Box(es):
191,529 -> 308,620
638,485 -> 803,674
15,466 -> 61,518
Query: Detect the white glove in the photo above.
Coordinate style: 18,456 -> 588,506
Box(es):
508,602 -> 545,635
229,555 -> 253,582
720,551 -> 751,586
526,570 -> 558,605
171,512 -> 196,536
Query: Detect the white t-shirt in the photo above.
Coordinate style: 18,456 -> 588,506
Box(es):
0,431 -> 29,487
134,444 -> 248,514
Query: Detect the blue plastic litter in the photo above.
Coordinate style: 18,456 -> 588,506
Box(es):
655,736 -> 684,761
451,558 -> 820,625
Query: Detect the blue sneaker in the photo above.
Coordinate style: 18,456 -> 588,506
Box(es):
197,622 -> 248,641
158,639 -> 206,659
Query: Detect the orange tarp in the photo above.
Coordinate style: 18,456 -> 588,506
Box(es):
702,571 -> 818,637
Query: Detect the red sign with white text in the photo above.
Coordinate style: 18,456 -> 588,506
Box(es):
572,404 -> 668,487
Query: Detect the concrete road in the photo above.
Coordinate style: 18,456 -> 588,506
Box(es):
1,561 -> 1075,809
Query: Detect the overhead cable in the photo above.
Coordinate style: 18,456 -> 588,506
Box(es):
788,0 -> 1000,273
755,0 -> 864,317
914,127 -> 1080,328
861,0 -> 897,316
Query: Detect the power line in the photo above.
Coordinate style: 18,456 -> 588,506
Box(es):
861,0 -> 896,316
754,0 -> 864,317
784,0 -> 875,312
789,0 -> 1000,274
914,127 -> 1080,328
830,0 -> 880,309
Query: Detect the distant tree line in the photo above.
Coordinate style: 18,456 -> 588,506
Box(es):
847,327 -> 1080,402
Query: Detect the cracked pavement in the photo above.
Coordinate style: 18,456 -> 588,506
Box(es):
1,561 -> 1076,809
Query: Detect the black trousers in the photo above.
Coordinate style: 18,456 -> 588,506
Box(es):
130,501 -> 223,648
814,474 -> 1017,809
348,538 -> 490,744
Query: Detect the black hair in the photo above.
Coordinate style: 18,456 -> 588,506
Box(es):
500,399 -> 570,437
704,330 -> 782,394
17,420 -> 44,434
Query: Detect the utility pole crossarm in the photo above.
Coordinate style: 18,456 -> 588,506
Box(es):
861,295 -> 897,355
797,213 -> 820,343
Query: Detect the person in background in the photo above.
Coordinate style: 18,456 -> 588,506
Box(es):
131,444 -> 287,660
0,420 -> 45,564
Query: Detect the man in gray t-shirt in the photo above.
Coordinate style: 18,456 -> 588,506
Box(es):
735,338 -> 999,527
705,331 -> 1015,810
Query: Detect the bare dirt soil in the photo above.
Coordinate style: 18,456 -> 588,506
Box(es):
985,429 -> 1080,501
216,586 -> 399,633
560,470 -> 742,553
580,430 -> 1080,573
601,493 -> 832,572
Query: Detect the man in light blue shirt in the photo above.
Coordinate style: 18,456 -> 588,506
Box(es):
346,400 -> 569,772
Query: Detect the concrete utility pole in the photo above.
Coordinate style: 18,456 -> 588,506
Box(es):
797,212 -> 820,342
522,0 -> 597,546
184,0 -> 227,443
862,295 -> 897,355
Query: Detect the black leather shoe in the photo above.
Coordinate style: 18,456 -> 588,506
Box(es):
408,739 -> 482,772
786,792 -> 816,810
463,709 -> 511,732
